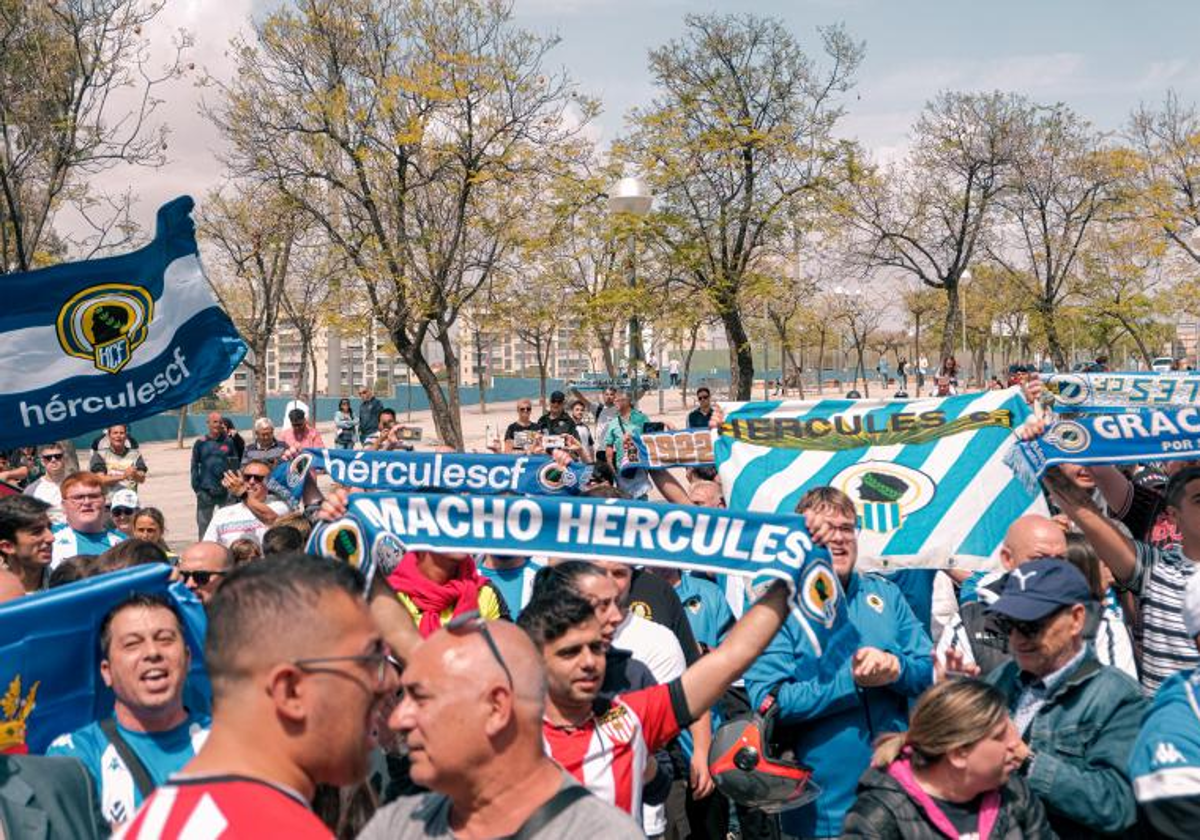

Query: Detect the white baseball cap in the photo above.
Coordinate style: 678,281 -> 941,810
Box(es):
109,488 -> 139,511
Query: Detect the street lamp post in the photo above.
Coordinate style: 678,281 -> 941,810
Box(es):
608,177 -> 653,403
959,269 -> 971,384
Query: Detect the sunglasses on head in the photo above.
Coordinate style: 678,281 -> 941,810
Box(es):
446,610 -> 513,687
179,569 -> 226,586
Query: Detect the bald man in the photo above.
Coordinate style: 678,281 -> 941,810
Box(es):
120,554 -> 405,838
176,541 -> 233,606
359,619 -> 642,839
936,514 -> 1138,677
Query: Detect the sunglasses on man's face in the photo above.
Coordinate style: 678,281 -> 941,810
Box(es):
994,608 -> 1065,638
110,507 -> 135,517
242,473 -> 268,484
179,569 -> 226,586
41,453 -> 64,462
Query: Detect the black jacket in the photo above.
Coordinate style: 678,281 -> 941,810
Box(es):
843,765 -> 1056,840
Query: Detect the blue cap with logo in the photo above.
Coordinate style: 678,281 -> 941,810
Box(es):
986,557 -> 1091,621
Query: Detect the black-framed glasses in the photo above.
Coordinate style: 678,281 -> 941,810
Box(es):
179,569 -> 227,586
292,650 -> 397,691
446,610 -> 513,687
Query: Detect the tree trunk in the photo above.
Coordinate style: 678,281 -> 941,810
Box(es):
251,357 -> 268,419
816,329 -> 827,395
680,322 -> 701,406
475,328 -> 488,415
854,338 -> 869,398
941,283 -> 961,363
719,306 -> 755,401
436,331 -> 465,451
596,329 -> 617,378
395,331 -> 462,450
1041,300 -> 1068,370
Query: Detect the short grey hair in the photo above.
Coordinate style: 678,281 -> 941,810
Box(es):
253,417 -> 274,431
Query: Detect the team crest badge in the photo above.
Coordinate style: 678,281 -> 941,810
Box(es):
372,532 -> 405,576
536,462 -> 577,492
1046,374 -> 1088,407
866,593 -> 885,614
831,460 -> 936,534
629,601 -> 653,620
286,452 -> 313,491
597,705 -> 636,744
799,565 -> 839,629
56,284 -> 154,373
1045,420 -> 1090,453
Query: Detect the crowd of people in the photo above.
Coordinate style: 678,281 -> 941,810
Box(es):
1,373 -> 1199,840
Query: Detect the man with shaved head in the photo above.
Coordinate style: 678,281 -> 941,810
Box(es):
121,554 -> 403,838
359,616 -> 641,839
936,513 -> 1122,676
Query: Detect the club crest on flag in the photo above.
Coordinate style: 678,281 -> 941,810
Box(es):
285,452 -> 314,491
55,284 -> 154,373
831,460 -> 936,534
0,675 -> 38,754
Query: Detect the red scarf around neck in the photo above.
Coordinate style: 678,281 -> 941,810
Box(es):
387,551 -> 486,637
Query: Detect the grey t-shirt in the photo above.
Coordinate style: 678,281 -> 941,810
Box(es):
357,773 -> 643,840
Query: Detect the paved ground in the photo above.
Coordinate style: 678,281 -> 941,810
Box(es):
140,388 -> 704,550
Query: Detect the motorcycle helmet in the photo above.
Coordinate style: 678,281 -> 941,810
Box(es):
709,694 -> 820,814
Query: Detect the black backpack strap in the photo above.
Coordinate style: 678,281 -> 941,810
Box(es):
509,784 -> 593,840
98,717 -> 156,799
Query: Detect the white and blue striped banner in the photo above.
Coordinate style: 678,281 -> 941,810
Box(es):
0,196 -> 246,448
713,389 -> 1049,571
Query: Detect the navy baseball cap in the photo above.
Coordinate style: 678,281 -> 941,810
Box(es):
986,557 -> 1091,621
550,390 -> 566,403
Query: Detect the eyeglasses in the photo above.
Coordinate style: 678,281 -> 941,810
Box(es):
41,453 -> 64,462
446,610 -> 513,687
178,569 -> 227,586
293,650 -> 397,691
518,406 -> 532,412
110,507 -> 135,517
698,394 -> 711,400
66,493 -> 103,503
242,473 -> 268,483
995,608 -> 1066,638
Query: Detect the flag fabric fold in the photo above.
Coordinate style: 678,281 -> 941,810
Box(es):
0,195 -> 246,449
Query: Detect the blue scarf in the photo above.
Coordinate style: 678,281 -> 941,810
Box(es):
271,448 -> 592,500
308,492 -> 846,655
1045,372 -> 1200,411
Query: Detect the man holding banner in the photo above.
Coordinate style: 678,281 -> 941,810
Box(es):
744,487 -> 933,839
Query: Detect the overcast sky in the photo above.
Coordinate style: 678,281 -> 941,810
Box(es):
96,0 -> 1200,235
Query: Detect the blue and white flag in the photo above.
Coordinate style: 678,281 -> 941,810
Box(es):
271,448 -> 592,500
309,493 -> 846,655
1045,371 -> 1200,411
0,196 -> 246,449
0,565 -> 208,755
1006,407 -> 1200,491
714,389 -> 1047,571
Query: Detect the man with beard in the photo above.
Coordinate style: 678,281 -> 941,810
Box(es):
119,555 -> 400,838
48,593 -> 210,827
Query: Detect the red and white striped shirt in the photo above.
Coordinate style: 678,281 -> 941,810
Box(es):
116,776 -> 332,839
543,682 -> 684,824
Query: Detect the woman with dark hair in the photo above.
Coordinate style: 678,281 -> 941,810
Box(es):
844,679 -> 1052,839
1063,532 -> 1137,679
335,398 -> 357,449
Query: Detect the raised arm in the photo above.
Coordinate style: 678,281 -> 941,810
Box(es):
679,581 -> 789,721
1044,466 -> 1138,585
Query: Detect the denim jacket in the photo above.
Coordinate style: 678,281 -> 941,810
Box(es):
988,650 -> 1146,838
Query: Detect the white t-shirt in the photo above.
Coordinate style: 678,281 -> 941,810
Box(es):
24,478 -> 64,525
203,500 -> 291,546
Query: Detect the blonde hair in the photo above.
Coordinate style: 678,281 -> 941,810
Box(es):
795,486 -> 857,521
872,678 -> 1009,769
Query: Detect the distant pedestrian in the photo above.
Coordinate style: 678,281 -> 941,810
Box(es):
357,387 -> 384,442
335,398 -> 356,449
191,412 -> 237,539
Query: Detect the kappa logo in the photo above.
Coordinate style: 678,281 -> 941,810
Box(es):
831,460 -> 936,534
56,283 -> 154,373
1045,420 -> 1090,454
1154,741 -> 1186,766
1010,567 -> 1038,591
